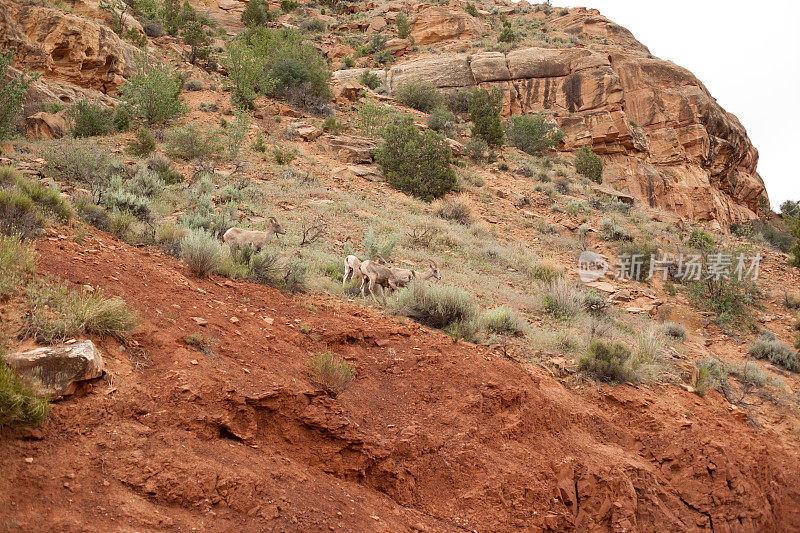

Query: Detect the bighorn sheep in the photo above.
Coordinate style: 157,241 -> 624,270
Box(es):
394,260 -> 441,284
222,217 -> 285,252
343,254 -> 386,285
358,260 -> 415,303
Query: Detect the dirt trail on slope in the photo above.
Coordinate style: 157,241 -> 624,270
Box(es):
2,227 -> 800,532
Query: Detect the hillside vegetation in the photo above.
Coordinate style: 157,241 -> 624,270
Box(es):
2,0 -> 800,530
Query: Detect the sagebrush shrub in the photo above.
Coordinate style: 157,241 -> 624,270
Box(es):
433,196 -> 473,225
466,137 -> 488,162
363,227 -> 397,260
354,99 -> 404,137
748,332 -> 799,371
180,229 -> 224,277
376,116 -> 457,201
165,123 -> 222,160
543,278 -> 584,318
661,321 -> 687,342
574,146 -> 603,183
147,154 -> 183,185
397,82 -> 443,113
127,168 -> 163,197
0,189 -> 42,239
616,241 -> 657,281
600,217 -> 631,242
102,189 -> 151,221
427,107 -> 457,137
67,100 -> 116,137
250,250 -> 307,292
184,78 -> 204,91
482,306 -> 526,336
391,282 -> 476,330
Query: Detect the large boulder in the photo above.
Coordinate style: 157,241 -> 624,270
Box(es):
322,134 -> 378,164
25,110 -> 67,139
3,340 -> 104,399
410,6 -> 484,45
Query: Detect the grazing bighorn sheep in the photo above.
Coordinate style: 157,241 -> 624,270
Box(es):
223,217 -> 285,252
394,260 -> 441,284
343,254 -> 387,285
358,260 -> 415,303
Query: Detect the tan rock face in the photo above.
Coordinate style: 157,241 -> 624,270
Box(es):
0,0 -> 138,93
549,7 -> 650,54
26,110 -> 67,139
384,40 -> 765,227
410,6 -> 484,45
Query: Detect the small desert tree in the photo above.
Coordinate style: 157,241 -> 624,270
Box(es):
183,21 -> 210,65
574,146 -> 603,183
241,0 -> 271,27
376,115 -> 457,201
0,49 -> 38,145
120,61 -> 186,125
468,87 -> 503,146
504,114 -> 565,156
783,201 -> 800,267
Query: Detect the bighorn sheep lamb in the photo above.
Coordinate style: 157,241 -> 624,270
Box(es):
358,260 -> 415,303
223,217 -> 285,252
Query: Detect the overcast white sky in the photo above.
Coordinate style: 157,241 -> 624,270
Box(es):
544,1 -> 800,210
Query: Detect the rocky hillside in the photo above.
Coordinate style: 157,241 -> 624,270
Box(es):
1,0 -> 768,227
1,0 -> 799,531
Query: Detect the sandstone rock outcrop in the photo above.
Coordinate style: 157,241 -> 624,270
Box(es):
0,0 -> 139,93
371,26 -> 765,227
409,5 -> 484,45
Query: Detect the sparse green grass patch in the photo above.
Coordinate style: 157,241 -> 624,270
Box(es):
578,339 -> 634,383
307,352 -> 355,397
482,306 -> 526,336
0,358 -> 49,428
22,280 -> 139,343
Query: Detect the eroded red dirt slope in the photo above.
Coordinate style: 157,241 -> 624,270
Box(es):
2,228 -> 800,532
